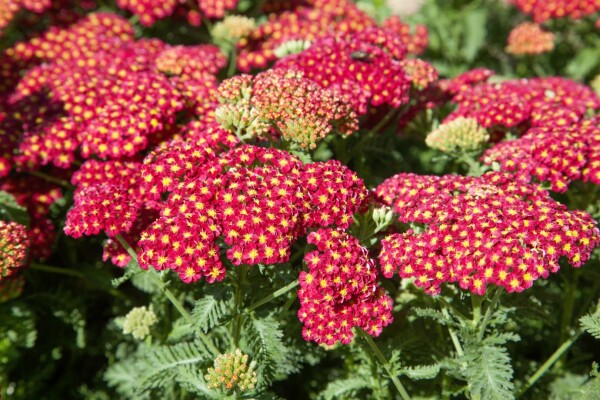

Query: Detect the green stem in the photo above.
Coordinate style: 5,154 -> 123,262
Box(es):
27,171 -> 72,189
115,235 -> 220,356
440,306 -> 464,357
560,269 -> 581,344
357,328 -> 412,400
227,48 -> 237,77
246,279 -> 299,314
231,264 -> 249,349
471,294 -> 483,330
29,262 -> 84,278
436,296 -> 470,323
517,330 -> 583,397
477,288 -> 503,342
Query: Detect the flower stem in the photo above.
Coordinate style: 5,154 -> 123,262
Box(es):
517,330 -> 583,397
357,328 -> 412,400
471,294 -> 483,330
440,306 -> 464,357
245,279 -> 299,314
29,262 -> 84,278
227,48 -> 237,77
477,287 -> 503,342
115,234 -> 220,356
27,171 -> 73,189
231,264 -> 248,349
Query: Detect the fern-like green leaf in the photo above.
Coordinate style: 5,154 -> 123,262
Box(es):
244,316 -> 292,386
137,341 -> 212,392
463,343 -> 515,400
580,314 -> 600,340
319,377 -> 371,400
191,288 -> 232,333
413,307 -> 456,326
400,364 -> 441,380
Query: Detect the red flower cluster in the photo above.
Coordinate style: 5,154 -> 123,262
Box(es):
0,220 -> 29,279
299,229 -> 393,345
115,0 -> 239,26
236,0 -> 375,71
0,13 -> 227,176
377,172 -> 600,295
134,144 -> 367,283
446,76 -> 600,130
64,184 -> 138,238
511,0 -> 600,22
506,22 -> 555,55
1,176 -> 63,259
482,118 -> 600,191
275,27 -> 411,115
382,16 -> 429,55
216,69 -> 358,148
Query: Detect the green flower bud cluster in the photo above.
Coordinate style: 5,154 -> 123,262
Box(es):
205,349 -> 257,395
425,117 -> 490,153
122,306 -> 157,340
373,206 -> 394,233
212,15 -> 256,44
273,39 -> 312,59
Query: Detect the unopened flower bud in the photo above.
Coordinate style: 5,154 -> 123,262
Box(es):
205,349 -> 257,394
212,15 -> 256,43
273,39 -> 312,58
373,207 -> 394,232
426,117 -> 489,153
122,306 -> 157,340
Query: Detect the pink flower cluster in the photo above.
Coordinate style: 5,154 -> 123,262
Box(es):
299,229 -> 393,345
506,22 -> 555,55
377,172 -> 600,295
446,76 -> 600,130
511,0 -> 600,22
0,13 -> 227,176
482,118 -> 600,191
116,0 -> 239,26
275,27 -> 412,115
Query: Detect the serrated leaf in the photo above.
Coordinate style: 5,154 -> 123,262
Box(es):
0,191 -> 30,227
191,287 -> 232,333
400,364 -> 441,380
463,343 -> 515,400
319,377 -> 371,400
580,314 -> 600,340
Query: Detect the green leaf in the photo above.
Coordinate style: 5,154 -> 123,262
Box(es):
580,314 -> 600,340
566,47 -> 600,80
319,377 -> 371,400
191,287 -> 232,334
400,364 -> 441,380
0,191 -> 30,227
462,9 -> 487,62
243,316 -> 294,385
463,342 -> 515,400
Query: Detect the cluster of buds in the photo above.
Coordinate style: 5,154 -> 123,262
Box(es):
0,220 -> 29,279
377,172 -> 600,295
122,306 -> 158,340
205,349 -> 257,394
299,229 -> 393,345
275,28 -> 412,115
506,22 -> 555,55
216,69 -> 358,149
511,0 -> 600,22
425,117 -> 490,153
482,118 -> 600,191
212,15 -> 256,45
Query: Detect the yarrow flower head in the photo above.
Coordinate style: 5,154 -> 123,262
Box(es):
205,349 -> 257,394
400,59 -> 439,90
122,306 -> 157,340
482,118 -> 600,191
382,15 -> 429,55
377,172 -> 600,295
511,0 -> 600,22
0,221 -> 29,279
275,28 -> 411,115
134,143 -> 367,284
506,22 -> 555,55
216,69 -> 358,149
298,229 -> 393,345
115,0 -> 239,26
426,117 -> 490,153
